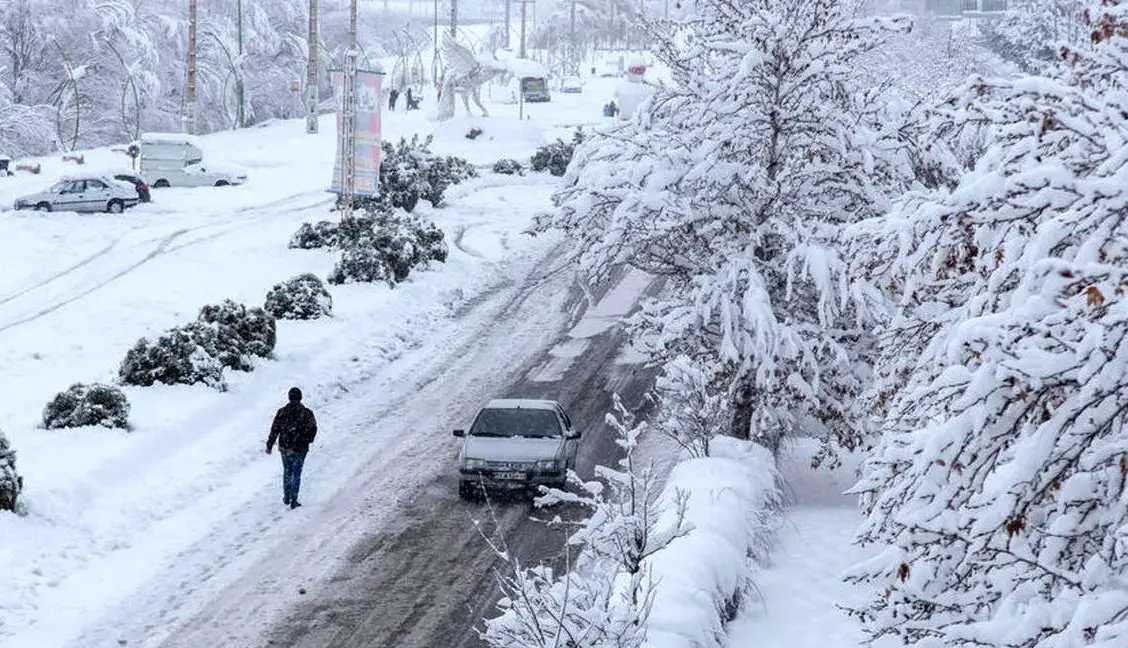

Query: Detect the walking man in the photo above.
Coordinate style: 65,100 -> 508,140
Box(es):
266,387 -> 318,509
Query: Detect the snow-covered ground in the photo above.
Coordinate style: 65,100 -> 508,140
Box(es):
0,70 -> 627,646
726,440 -> 878,648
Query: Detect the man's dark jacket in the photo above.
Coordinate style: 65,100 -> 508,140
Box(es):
268,402 -> 318,453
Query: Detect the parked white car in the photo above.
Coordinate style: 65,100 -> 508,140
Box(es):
453,398 -> 581,500
560,76 -> 584,93
13,175 -> 140,213
138,132 -> 247,188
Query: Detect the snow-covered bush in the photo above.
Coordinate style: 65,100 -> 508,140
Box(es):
847,5 -> 1128,646
288,220 -> 339,249
327,246 -> 397,286
530,129 -> 584,176
492,158 -> 524,175
42,383 -> 131,430
0,429 -> 23,513
264,273 -> 333,320
646,437 -> 780,647
327,211 -> 448,286
197,300 -> 277,369
379,135 -> 476,211
118,322 -> 226,390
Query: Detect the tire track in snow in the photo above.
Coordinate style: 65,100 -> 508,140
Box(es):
0,194 -> 333,333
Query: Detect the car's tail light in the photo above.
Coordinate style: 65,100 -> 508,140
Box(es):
139,185 -> 148,191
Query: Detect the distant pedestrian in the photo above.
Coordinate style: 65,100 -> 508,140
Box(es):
266,387 -> 318,509
405,87 -> 417,110
389,88 -> 400,111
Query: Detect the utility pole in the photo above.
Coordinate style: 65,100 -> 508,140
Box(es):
340,0 -> 358,219
236,0 -> 245,128
450,0 -> 458,39
432,0 -> 438,82
519,0 -> 529,58
504,0 -> 511,48
306,0 -> 319,133
568,0 -> 576,73
186,0 -> 197,134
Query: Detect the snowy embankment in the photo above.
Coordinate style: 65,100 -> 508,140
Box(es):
645,437 -> 780,648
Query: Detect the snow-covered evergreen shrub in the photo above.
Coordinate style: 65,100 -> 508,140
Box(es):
264,273 -> 333,320
197,300 -> 277,369
327,246 -> 396,286
118,322 -> 226,390
327,211 -> 448,286
530,129 -> 585,176
847,4 -> 1128,646
379,135 -> 476,211
42,383 -> 131,430
0,429 -> 23,513
288,220 -> 339,249
491,158 -> 524,175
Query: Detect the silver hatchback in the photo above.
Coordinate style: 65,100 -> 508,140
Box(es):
14,176 -> 140,213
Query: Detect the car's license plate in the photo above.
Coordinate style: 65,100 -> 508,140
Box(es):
494,471 -> 525,480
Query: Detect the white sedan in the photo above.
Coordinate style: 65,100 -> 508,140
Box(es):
13,175 -> 140,213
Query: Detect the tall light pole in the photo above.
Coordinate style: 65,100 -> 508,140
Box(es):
186,0 -> 197,134
568,0 -> 576,73
450,0 -> 458,39
504,0 -> 511,48
432,0 -> 438,83
519,0 -> 529,58
236,0 -> 245,128
340,0 -> 358,219
306,0 -> 319,133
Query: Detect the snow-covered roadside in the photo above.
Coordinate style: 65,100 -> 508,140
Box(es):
645,438 -> 780,648
725,439 -> 878,648
0,176 -> 571,646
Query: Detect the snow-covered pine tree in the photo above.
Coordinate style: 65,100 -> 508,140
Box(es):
545,0 -> 910,459
848,3 -> 1128,646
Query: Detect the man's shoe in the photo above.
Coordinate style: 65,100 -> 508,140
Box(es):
283,498 -> 291,506
290,500 -> 301,509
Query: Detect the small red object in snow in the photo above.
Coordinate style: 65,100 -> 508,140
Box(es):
15,163 -> 40,174
62,153 -> 85,165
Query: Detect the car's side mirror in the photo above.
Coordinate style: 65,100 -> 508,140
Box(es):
565,429 -> 581,440
452,429 -> 465,438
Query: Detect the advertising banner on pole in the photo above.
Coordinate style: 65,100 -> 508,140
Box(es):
330,68 -> 383,196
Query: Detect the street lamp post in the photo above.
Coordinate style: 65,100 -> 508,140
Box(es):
307,0 -> 319,133
186,0 -> 197,134
340,0 -> 358,219
236,0 -> 245,128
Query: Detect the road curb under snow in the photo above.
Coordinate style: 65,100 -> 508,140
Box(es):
644,437 -> 782,648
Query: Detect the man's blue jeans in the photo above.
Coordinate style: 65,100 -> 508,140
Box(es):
280,449 -> 307,504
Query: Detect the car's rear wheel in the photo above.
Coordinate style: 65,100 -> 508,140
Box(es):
106,200 -> 124,214
153,179 -> 169,188
214,179 -> 230,187
458,481 -> 476,501
35,202 -> 51,212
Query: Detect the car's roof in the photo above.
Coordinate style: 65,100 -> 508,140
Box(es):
484,398 -> 560,411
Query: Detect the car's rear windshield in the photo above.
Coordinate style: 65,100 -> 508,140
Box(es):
469,408 -> 561,438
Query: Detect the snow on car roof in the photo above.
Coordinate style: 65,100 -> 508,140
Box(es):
485,398 -> 559,410
140,132 -> 201,145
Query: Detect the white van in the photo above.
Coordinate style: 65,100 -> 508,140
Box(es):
138,132 -> 246,188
